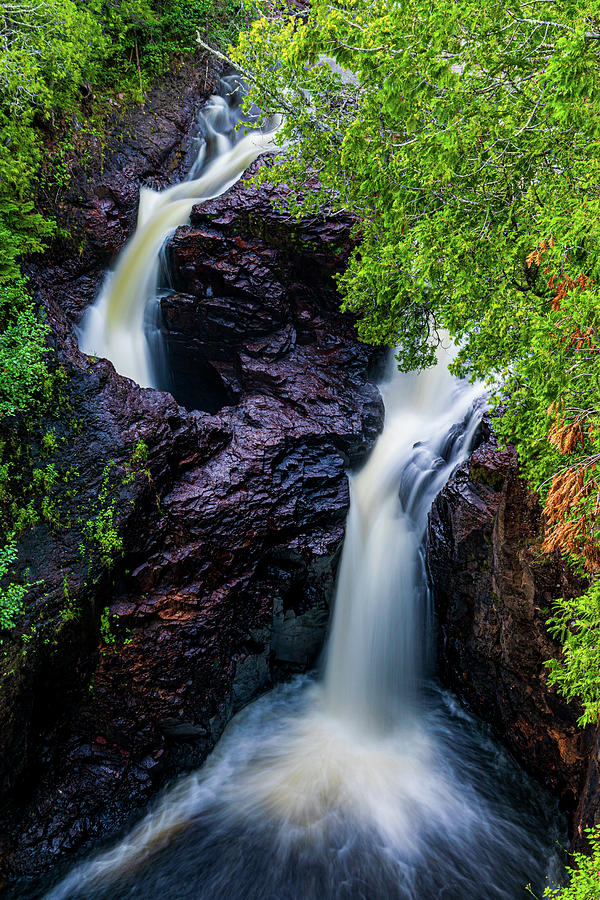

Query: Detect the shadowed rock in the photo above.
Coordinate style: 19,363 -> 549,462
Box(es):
0,64 -> 383,893
427,416 -> 594,831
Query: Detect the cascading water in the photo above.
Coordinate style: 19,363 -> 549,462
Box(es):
323,352 -> 480,731
78,75 -> 280,388
43,345 -> 566,900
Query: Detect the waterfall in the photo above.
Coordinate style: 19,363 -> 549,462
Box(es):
323,347 -> 481,730
42,346 -> 565,900
78,75 -> 280,387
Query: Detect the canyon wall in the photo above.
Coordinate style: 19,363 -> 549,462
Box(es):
2,51 -> 600,900
0,62 -> 382,893
428,417 -> 596,834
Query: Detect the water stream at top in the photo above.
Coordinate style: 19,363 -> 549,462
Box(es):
78,75 -> 280,387
43,81 -> 568,900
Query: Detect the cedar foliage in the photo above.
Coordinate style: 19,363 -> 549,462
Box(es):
233,6 -> 600,889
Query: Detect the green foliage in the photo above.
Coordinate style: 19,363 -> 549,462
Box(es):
0,0 -> 245,434
32,464 -> 59,494
0,284 -> 55,419
0,0 -> 241,634
41,431 -> 59,456
79,441 -> 149,571
0,0 -> 243,291
99,606 -> 116,644
84,503 -> 122,569
130,440 -> 148,468
98,604 -> 133,647
0,0 -> 104,293
91,0 -> 242,76
232,0 -> 600,722
82,463 -> 124,571
0,0 -> 245,429
122,439 -> 149,484
58,575 -> 79,624
0,0 -> 105,115
0,539 -> 27,631
545,584 -> 600,727
538,828 -> 600,898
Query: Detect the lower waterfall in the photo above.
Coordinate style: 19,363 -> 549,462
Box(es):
43,347 -> 565,900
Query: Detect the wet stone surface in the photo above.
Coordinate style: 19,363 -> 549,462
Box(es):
0,63 -> 383,892
427,416 -> 594,833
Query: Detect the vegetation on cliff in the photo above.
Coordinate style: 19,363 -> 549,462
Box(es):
231,0 -> 600,888
533,827 -> 600,899
0,0 -> 240,632
2,0 -> 600,890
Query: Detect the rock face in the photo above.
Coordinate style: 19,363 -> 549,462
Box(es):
4,50 -> 598,900
0,64 -> 382,894
574,734 -> 600,848
427,417 -> 594,822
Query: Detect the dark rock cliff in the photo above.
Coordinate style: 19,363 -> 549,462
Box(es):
427,417 -> 594,828
0,63 -> 382,893
573,734 -> 600,849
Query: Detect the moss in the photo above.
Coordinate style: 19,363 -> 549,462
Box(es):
57,576 -> 79,626
469,462 -> 506,492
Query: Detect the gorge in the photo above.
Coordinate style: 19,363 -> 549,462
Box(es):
41,335 -> 567,899
0,56 -> 596,900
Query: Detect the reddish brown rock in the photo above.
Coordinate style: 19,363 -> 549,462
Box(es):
428,417 -> 593,822
31,59 -> 223,350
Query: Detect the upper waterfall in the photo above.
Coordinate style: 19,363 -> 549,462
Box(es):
78,76 -> 281,387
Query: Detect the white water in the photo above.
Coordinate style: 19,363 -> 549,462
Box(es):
42,344 -> 566,900
78,76 -> 280,386
324,349 -> 481,730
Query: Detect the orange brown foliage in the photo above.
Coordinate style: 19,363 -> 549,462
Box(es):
542,467 -> 600,569
525,238 -> 592,312
525,241 -> 600,569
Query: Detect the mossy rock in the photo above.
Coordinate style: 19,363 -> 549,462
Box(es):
469,462 -> 505,492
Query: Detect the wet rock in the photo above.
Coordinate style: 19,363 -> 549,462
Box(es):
29,58 -> 223,346
0,61 -> 383,893
574,735 -> 600,847
427,416 -> 594,822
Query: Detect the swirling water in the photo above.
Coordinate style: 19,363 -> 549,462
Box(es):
42,348 -> 566,900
